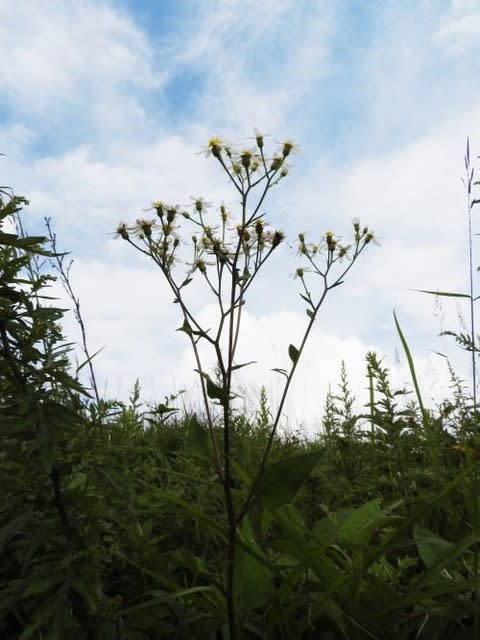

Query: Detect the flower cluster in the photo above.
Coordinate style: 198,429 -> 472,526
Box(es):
115,133 -> 292,287
295,220 -> 375,285
199,132 -> 299,188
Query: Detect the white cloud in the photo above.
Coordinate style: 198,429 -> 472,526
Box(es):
0,0 -> 163,115
435,1 -> 480,54
2,1 -> 479,431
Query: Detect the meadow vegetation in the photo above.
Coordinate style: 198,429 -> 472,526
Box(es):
0,135 -> 479,639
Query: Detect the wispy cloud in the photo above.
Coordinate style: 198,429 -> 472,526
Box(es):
1,0 -> 478,432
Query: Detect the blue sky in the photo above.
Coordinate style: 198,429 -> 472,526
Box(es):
2,0 -> 480,432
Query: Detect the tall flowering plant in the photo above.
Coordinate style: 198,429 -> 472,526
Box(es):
117,130 -> 375,637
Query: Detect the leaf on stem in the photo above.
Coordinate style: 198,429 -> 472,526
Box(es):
393,310 -> 427,428
231,360 -> 257,371
256,449 -> 323,508
196,372 -> 230,407
412,288 -> 471,299
288,343 -> 299,364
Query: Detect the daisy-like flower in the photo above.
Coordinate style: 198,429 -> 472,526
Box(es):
278,139 -> 301,158
189,196 -> 212,214
220,203 -> 230,224
199,136 -> 224,159
252,127 -> 269,150
337,244 -> 350,259
133,218 -> 156,238
240,149 -> 255,169
270,155 -> 284,171
263,229 -> 285,248
114,222 -> 129,240
151,200 -> 166,217
187,257 -> 213,275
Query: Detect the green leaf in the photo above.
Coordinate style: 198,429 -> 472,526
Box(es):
271,367 -> 288,378
235,517 -> 272,613
271,505 -> 340,588
231,360 -> 257,371
76,346 -> 104,373
412,288 -> 471,299
288,343 -> 299,364
205,376 -> 229,407
256,449 -> 322,508
176,319 -> 192,336
413,525 -> 453,569
0,513 -> 30,555
393,310 -> 427,428
408,529 -> 478,597
180,276 -> 193,288
337,499 -> 392,546
185,414 -> 212,461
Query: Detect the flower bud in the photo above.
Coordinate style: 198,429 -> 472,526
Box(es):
296,267 -> 304,278
241,150 -> 252,169
154,201 -> 164,217
255,220 -> 264,236
271,156 -> 283,170
272,230 -> 285,248
116,223 -> 129,240
282,141 -> 293,157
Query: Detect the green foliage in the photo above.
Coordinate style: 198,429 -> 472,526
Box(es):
2,136 -> 480,639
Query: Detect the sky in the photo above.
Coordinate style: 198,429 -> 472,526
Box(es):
1,0 -> 480,434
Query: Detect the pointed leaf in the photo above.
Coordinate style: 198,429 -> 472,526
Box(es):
256,449 -> 322,508
176,319 -> 192,336
288,343 -> 299,364
393,311 -> 427,428
200,373 -> 230,407
76,346 -> 104,373
235,517 -> 272,613
231,360 -> 257,371
412,288 -> 470,299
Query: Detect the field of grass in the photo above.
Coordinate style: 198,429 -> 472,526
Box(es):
1,139 -> 480,639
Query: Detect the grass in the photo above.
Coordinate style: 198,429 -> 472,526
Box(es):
1,137 -> 480,639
